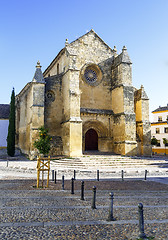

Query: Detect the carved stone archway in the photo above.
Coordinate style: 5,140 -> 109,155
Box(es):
83,120 -> 108,152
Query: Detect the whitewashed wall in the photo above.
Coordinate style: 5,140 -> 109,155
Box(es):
151,111 -> 168,148
0,120 -> 9,147
152,111 -> 168,122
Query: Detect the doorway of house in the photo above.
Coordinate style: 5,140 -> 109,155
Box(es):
85,128 -> 98,151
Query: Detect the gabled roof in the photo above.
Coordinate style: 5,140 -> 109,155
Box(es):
152,105 -> 168,113
43,29 -> 113,76
69,29 -> 113,51
0,104 -> 10,119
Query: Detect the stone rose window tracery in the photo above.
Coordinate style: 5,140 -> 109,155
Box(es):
81,64 -> 103,86
84,68 -> 97,83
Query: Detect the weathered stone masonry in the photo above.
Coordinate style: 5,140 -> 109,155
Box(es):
15,30 -> 151,159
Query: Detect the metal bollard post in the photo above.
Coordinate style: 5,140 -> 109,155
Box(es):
138,203 -> 147,239
71,178 -> 74,194
81,181 -> 84,200
74,170 -> 76,180
97,170 -> 99,181
54,171 -> 57,184
121,170 -> 124,181
144,170 -> 147,181
52,170 -> 54,181
91,186 -> 97,209
107,192 -> 116,221
7,159 -> 9,167
62,175 -> 64,190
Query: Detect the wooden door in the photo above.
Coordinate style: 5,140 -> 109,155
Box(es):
85,129 -> 98,150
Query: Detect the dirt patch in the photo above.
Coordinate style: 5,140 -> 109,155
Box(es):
0,179 -> 168,191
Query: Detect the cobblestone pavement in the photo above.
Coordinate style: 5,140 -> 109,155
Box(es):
0,179 -> 167,239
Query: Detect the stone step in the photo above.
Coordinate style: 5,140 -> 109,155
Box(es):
52,160 -> 167,165
49,155 -> 168,170
51,159 -> 167,164
50,163 -> 168,170
51,166 -> 167,170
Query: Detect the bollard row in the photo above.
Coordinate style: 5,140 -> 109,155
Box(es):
51,169 -> 149,182
51,174 -> 148,239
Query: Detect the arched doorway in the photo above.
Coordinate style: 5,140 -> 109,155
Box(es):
85,129 -> 98,151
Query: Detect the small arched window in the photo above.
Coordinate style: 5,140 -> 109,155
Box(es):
57,63 -> 59,74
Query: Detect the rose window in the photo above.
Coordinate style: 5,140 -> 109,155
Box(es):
84,68 -> 97,83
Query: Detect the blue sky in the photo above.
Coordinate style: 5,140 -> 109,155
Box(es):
1,0 -> 168,119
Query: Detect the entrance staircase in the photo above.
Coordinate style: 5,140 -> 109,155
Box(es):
50,154 -> 168,171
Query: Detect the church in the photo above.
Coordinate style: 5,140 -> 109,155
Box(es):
15,29 -> 151,159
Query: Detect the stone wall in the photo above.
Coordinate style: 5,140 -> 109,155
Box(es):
16,83 -> 33,156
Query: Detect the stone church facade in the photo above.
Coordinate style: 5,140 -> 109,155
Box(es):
15,30 -> 151,159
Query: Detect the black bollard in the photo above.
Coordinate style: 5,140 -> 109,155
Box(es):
71,178 -> 74,194
81,181 -> 84,200
97,170 -> 99,181
144,170 -> 147,181
52,170 -> 54,181
62,175 -> 64,190
54,171 -> 57,184
91,186 -> 97,209
107,192 -> 116,221
74,170 -> 76,180
121,170 -> 124,181
138,203 -> 147,239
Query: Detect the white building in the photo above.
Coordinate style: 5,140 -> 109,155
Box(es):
151,105 -> 168,154
0,104 -> 10,147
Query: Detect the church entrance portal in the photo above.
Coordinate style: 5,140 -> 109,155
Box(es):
85,129 -> 98,151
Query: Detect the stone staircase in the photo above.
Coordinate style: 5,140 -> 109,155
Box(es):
50,154 -> 168,170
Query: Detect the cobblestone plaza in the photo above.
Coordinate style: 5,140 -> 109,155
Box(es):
0,178 -> 168,239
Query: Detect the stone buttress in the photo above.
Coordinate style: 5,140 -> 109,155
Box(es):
111,46 -> 137,155
134,85 -> 152,155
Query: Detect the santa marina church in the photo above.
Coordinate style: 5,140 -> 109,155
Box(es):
15,30 -> 151,159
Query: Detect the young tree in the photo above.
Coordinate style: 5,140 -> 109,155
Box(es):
7,88 -> 15,157
34,126 -> 52,156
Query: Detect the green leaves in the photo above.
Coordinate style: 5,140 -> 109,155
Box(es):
34,126 -> 52,155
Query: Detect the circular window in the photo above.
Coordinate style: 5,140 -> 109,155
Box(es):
81,64 -> 102,86
46,90 -> 55,102
84,68 -> 97,83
